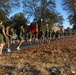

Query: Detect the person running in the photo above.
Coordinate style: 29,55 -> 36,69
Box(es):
48,29 -> 52,42
51,30 -> 55,40
27,31 -> 32,44
16,25 -> 25,50
0,20 -> 7,54
38,28 -> 44,43
5,25 -> 11,52
44,28 -> 49,42
9,27 -> 16,44
55,30 -> 60,40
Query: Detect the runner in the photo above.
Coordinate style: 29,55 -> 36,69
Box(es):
38,28 -> 44,43
48,29 -> 52,42
51,30 -> 55,40
27,31 -> 32,44
16,25 -> 25,50
9,27 -> 16,43
44,28 -> 49,42
5,25 -> 11,52
0,20 -> 7,54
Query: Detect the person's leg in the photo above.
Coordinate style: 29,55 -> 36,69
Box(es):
17,36 -> 24,50
0,46 -> 2,54
17,40 -> 24,50
0,34 -> 5,54
0,42 -> 5,54
18,40 -> 23,47
7,43 -> 11,52
6,36 -> 11,52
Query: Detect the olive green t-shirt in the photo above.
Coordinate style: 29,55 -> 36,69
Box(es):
0,24 -> 5,43
0,24 -> 5,34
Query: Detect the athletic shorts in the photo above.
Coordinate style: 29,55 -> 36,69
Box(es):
18,35 -> 24,41
0,34 -> 4,44
4,36 -> 9,44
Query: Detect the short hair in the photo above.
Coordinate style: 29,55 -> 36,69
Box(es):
20,24 -> 23,27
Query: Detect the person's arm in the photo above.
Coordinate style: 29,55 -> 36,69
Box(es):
23,28 -> 25,33
6,30 -> 10,36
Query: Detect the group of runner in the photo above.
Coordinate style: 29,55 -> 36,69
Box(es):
26,26 -> 63,44
0,20 -> 64,54
0,20 -> 25,54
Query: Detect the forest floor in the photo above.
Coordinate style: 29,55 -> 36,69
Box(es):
0,36 -> 76,75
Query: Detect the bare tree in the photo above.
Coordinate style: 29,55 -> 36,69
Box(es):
62,0 -> 76,29
22,0 -> 56,21
0,0 -> 20,16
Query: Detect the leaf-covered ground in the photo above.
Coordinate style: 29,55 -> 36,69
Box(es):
0,36 -> 76,75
